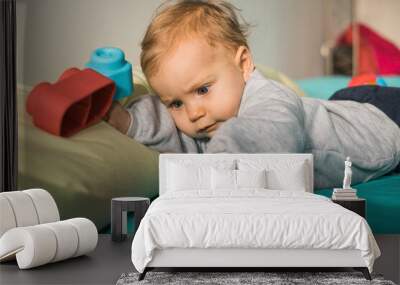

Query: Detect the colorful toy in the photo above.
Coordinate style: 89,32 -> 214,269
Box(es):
348,73 -> 387,87
26,68 -> 115,137
86,47 -> 133,100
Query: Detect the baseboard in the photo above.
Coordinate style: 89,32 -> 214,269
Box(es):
373,234 -> 400,284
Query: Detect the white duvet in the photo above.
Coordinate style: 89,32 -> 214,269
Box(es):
131,190 -> 380,273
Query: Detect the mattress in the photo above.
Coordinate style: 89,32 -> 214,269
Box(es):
315,174 -> 400,234
131,190 -> 380,273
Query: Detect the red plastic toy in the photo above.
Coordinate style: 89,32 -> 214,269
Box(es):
337,23 -> 400,75
348,73 -> 387,87
26,68 -> 115,137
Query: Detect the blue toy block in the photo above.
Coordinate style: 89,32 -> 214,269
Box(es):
376,77 -> 387,87
86,47 -> 133,100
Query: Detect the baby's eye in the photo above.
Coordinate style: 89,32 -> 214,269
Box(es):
196,86 -> 209,95
169,100 -> 183,109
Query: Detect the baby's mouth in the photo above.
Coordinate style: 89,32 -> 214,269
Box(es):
198,123 -> 217,133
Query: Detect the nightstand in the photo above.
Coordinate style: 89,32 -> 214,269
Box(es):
111,197 -> 150,242
332,198 -> 366,218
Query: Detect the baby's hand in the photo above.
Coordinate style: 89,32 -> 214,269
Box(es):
104,101 -> 131,134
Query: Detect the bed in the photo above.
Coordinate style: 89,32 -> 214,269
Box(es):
131,153 -> 380,280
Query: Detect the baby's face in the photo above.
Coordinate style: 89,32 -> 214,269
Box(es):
148,38 -> 251,138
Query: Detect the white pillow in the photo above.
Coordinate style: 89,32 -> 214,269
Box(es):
166,159 -> 236,192
211,168 -> 267,190
278,162 -> 307,191
238,159 -> 309,192
236,169 -> 267,189
268,163 -> 307,192
211,168 -> 236,190
167,163 -> 211,191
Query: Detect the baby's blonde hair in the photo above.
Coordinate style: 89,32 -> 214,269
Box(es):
140,0 -> 250,78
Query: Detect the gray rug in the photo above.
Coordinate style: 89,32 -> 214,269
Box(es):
116,271 -> 396,285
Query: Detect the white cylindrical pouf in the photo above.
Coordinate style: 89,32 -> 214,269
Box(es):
67,218 -> 98,257
42,221 -> 79,262
0,192 -> 39,227
0,226 -> 57,269
23,189 -> 59,223
0,196 -> 17,237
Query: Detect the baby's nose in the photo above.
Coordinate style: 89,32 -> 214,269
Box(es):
187,105 -> 206,122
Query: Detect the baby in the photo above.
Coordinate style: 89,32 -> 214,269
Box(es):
106,0 -> 400,189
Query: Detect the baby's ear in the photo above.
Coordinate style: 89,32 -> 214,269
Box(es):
234,46 -> 255,82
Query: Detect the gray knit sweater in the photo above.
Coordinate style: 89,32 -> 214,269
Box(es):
126,70 -> 400,188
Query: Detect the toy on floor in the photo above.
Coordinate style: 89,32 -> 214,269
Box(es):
86,47 -> 134,100
0,189 -> 98,269
26,68 -> 115,137
348,73 -> 387,87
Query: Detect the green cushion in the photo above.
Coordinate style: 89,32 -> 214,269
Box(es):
315,174 -> 400,234
18,88 -> 159,231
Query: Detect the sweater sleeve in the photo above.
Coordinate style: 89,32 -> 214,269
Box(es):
206,80 -> 306,153
125,95 -> 198,153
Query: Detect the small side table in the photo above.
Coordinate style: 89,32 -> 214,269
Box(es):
111,197 -> 150,242
332,198 -> 366,218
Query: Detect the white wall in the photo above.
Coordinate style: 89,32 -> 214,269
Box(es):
16,0 -> 327,87
356,0 -> 400,48
231,0 -> 325,80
